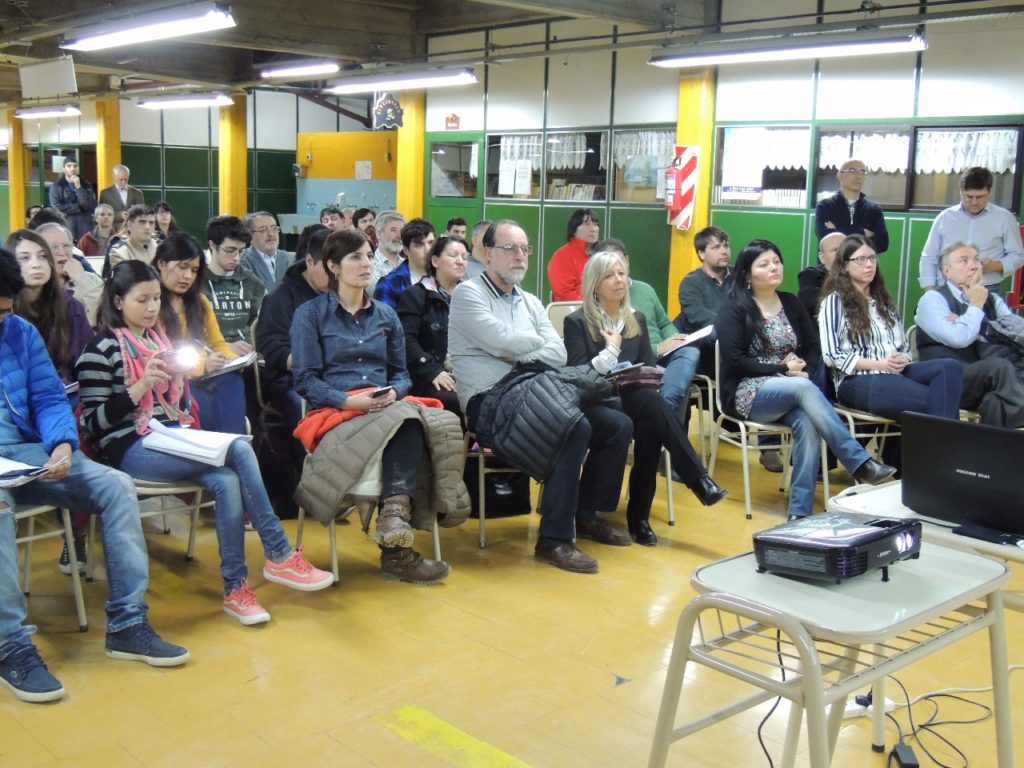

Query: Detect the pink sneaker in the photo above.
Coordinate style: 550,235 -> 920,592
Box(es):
223,580 -> 271,625
262,548 -> 334,591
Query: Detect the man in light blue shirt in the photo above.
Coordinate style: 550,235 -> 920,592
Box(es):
915,241 -> 1024,428
920,167 -> 1024,293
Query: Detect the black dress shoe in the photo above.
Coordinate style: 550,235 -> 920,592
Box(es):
576,517 -> 632,547
631,519 -> 658,546
535,539 -> 599,573
692,476 -> 729,507
853,459 -> 898,485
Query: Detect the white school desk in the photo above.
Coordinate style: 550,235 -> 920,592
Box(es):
827,480 -> 1024,613
648,543 -> 1013,768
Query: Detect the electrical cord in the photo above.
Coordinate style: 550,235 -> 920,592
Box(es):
755,630 -> 785,768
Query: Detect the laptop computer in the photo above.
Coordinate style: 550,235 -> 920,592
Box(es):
901,412 -> 1024,537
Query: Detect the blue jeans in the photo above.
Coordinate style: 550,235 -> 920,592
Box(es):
836,360 -> 964,421
747,377 -> 872,518
191,370 -> 247,435
120,439 -> 290,593
660,345 -> 700,411
1,445 -> 149,657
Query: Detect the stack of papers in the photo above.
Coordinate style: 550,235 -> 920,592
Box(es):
196,351 -> 258,380
0,456 -> 67,488
142,419 -> 252,467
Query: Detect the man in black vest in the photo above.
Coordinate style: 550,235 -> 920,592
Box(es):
914,241 -> 1024,428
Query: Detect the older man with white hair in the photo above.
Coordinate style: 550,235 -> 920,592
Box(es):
99,164 -> 145,223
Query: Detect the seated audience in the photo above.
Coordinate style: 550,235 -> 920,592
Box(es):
465,219 -> 491,280
819,234 -> 965,464
372,218 -> 436,309
107,205 -> 158,276
396,235 -> 467,415
370,211 -> 407,290
914,241 -> 1024,428
717,240 -> 896,520
77,202 -> 117,257
450,219 -> 633,573
37,222 -> 103,324
154,201 -> 181,242
202,215 -> 264,353
76,261 -> 332,626
353,207 -> 377,249
798,231 -> 844,322
241,211 -> 292,291
291,229 -> 465,585
319,206 -> 343,231
1,250 -> 187,704
153,233 -> 247,435
563,252 -> 728,545
446,217 -> 467,239
548,208 -> 600,301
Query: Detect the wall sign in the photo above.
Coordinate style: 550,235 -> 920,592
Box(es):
373,92 -> 403,130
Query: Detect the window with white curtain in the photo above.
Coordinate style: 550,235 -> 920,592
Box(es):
429,141 -> 478,198
485,133 -> 543,198
544,131 -> 607,201
813,127 -> 911,208
612,128 -> 674,203
713,126 -> 811,208
911,127 -> 1021,210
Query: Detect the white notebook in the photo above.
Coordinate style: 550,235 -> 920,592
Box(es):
142,419 -> 252,467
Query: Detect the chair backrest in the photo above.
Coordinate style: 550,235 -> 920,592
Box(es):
713,340 -> 726,414
545,301 -> 582,339
906,324 -> 919,362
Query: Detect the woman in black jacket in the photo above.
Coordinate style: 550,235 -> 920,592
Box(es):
564,251 -> 727,545
716,239 -> 895,520
396,235 -> 467,415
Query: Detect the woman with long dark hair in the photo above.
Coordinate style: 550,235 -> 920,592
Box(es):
716,239 -> 896,520
5,229 -> 91,386
563,251 -> 727,544
396,235 -> 467,415
819,234 -> 964,431
76,261 -> 333,625
153,201 -> 181,241
151,232 -> 247,434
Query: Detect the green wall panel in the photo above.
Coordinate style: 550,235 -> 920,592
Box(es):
0,184 -> 9,240
165,148 -> 211,188
255,191 -> 297,217
255,150 -> 298,191
163,189 -> 213,239
122,144 -> 162,187
906,216 -> 938,324
424,202 -> 482,239
710,209 -> 809,294
607,207 -> 672,305
877,217 -> 906,312
482,202 -> 542,295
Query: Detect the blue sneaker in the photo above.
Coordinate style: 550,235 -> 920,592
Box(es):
0,645 -> 65,703
105,623 -> 190,667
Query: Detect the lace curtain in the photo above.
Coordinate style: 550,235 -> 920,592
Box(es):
544,132 -> 607,171
722,127 -> 809,175
499,134 -> 543,171
613,130 -> 675,168
914,129 -> 1018,175
818,132 -> 910,173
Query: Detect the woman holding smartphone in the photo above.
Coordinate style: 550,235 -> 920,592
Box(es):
291,229 -> 465,586
818,234 -> 964,464
76,261 -> 333,626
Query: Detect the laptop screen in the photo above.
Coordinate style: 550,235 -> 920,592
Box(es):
901,412 -> 1024,535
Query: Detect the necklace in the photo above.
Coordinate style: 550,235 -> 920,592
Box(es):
753,295 -> 781,318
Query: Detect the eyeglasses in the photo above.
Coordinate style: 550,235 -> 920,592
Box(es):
50,243 -> 74,252
218,246 -> 244,256
491,243 -> 534,256
253,226 -> 281,234
840,168 -> 869,176
847,254 -> 878,265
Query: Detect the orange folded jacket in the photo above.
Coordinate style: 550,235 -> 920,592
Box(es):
293,389 -> 444,452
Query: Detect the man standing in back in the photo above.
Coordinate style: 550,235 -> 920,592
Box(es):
99,164 -> 145,223
814,158 -> 889,253
48,158 -> 96,241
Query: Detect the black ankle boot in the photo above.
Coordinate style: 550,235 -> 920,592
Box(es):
627,512 -> 658,546
693,476 -> 728,507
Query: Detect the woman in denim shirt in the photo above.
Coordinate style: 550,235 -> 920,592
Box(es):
291,229 -> 452,585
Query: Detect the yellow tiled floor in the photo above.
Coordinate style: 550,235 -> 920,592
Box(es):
4,442 -> 1023,767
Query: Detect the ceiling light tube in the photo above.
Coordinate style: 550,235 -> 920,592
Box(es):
14,104 -> 82,119
137,92 -> 234,110
325,67 -> 476,95
261,61 -> 340,79
62,1 -> 235,52
650,31 -> 927,68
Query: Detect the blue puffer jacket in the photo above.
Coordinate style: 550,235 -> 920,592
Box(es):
0,315 -> 79,453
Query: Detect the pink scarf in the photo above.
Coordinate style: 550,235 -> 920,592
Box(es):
111,327 -> 196,435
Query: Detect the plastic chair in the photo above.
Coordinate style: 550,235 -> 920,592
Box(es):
15,504 -> 88,632
544,300 -> 582,337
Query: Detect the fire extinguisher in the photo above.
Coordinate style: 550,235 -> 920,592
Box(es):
664,154 -> 683,210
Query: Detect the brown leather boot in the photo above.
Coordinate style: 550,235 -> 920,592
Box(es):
373,495 -> 414,548
380,546 -> 451,585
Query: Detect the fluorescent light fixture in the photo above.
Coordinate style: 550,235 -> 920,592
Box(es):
14,104 -> 82,119
650,30 -> 927,68
326,67 -> 476,95
261,61 -> 340,79
62,1 -> 235,52
137,92 -> 234,110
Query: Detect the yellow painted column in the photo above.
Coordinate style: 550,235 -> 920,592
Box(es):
395,91 -> 425,218
6,110 -> 27,235
667,68 -> 716,318
95,94 -> 121,190
218,95 -> 248,216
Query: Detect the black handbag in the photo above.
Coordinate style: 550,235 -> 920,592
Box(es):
611,365 -> 663,392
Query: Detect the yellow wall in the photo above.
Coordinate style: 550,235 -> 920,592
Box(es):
296,132 -> 398,180
667,68 -> 716,318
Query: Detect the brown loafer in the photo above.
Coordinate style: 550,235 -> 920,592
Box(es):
535,539 -> 599,573
575,517 -> 632,547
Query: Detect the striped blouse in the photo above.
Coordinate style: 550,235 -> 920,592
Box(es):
818,291 -> 909,390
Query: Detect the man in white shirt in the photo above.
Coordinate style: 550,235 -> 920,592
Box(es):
241,211 -> 293,290
99,165 -> 145,223
920,167 -> 1024,293
915,241 -> 1024,428
107,205 -> 158,274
